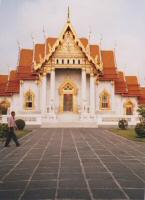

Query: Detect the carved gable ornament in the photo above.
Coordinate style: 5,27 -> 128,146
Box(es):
54,30 -> 84,58
35,21 -> 102,75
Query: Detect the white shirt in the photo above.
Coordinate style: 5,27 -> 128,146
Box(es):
7,116 -> 16,128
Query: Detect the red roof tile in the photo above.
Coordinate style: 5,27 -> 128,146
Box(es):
123,76 -> 140,97
5,70 -> 20,94
19,49 -> 33,67
90,45 -> 100,62
80,38 -> 88,48
45,37 -> 57,55
0,82 -> 8,96
34,44 -> 45,64
46,37 -> 57,48
17,65 -> 38,80
0,75 -> 8,84
138,87 -> 145,105
115,71 -> 127,94
99,50 -> 118,81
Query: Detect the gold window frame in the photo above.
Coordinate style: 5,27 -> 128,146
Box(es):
24,90 -> 35,110
99,90 -> 111,110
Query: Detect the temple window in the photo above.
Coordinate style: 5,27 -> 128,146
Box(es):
73,59 -> 75,64
78,59 -> 80,64
67,59 -> 69,64
24,90 -> 35,110
100,90 -> 110,110
124,100 -> 133,115
0,100 -> 10,115
62,59 -> 64,64
56,59 -> 59,64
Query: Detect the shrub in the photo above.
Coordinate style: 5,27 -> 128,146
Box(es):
15,119 -> 25,130
137,105 -> 145,121
0,123 -> 9,138
135,123 -> 145,138
118,119 -> 128,130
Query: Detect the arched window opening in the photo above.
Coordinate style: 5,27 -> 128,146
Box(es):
125,101 -> 133,115
100,90 -> 110,110
56,59 -> 59,64
0,100 -> 10,115
73,59 -> 75,64
24,90 -> 35,110
67,59 -> 69,64
78,59 -> 80,64
62,59 -> 64,64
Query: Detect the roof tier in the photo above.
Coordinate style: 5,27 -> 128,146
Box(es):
0,27 -> 144,102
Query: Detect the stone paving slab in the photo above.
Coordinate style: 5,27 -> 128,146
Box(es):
0,128 -> 145,200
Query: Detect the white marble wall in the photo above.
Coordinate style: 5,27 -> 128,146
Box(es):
4,70 -> 138,121
96,81 -> 138,115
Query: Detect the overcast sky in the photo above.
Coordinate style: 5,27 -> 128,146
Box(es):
0,0 -> 145,85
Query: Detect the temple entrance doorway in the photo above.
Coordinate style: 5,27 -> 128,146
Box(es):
63,94 -> 73,112
59,80 -> 78,113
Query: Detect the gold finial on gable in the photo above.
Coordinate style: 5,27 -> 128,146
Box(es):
67,6 -> 70,23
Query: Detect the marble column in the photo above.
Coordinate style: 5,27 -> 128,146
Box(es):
50,69 -> 55,101
81,68 -> 87,112
20,81 -> 24,113
90,74 -> 95,113
41,75 -> 47,113
49,69 -> 55,112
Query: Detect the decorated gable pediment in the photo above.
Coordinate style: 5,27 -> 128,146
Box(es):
54,29 -> 84,58
37,21 -> 102,75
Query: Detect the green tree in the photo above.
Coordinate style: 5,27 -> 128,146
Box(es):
137,105 -> 145,123
135,105 -> 145,137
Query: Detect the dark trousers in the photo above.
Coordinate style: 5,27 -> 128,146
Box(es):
5,127 -> 19,146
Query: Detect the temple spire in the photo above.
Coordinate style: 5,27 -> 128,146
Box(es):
67,6 -> 70,23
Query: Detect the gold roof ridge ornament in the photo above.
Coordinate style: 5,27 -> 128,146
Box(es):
67,6 -> 70,23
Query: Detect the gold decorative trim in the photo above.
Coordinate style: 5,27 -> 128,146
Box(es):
24,89 -> 35,111
99,90 -> 111,110
123,100 -> 134,115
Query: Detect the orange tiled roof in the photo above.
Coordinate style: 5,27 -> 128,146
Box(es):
0,75 -> 8,96
6,70 -> 20,94
138,87 -> 145,105
0,82 -> 8,96
17,66 -> 38,80
17,48 -> 39,80
123,76 -> 140,97
9,70 -> 18,81
46,37 -> 57,47
19,49 -> 33,67
80,38 -> 88,48
34,44 -> 45,64
90,45 -> 100,63
45,37 -> 57,55
0,75 -> 8,83
6,80 -> 20,94
115,71 -> 128,94
99,50 -> 118,80
101,50 -> 116,68
0,30 -> 144,100
0,71 -> 19,96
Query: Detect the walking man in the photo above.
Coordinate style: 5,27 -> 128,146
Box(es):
4,111 -> 20,147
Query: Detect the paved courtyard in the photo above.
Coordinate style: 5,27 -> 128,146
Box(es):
0,128 -> 145,200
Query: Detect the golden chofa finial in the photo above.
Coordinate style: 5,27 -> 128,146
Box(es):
67,6 -> 70,23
